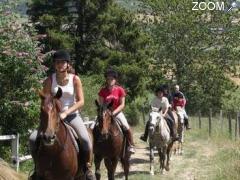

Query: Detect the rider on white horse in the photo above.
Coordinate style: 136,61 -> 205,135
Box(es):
140,86 -> 178,142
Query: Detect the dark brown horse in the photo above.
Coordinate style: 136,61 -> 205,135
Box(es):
32,88 -> 85,180
93,100 -> 130,180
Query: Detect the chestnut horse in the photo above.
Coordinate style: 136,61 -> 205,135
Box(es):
32,88 -> 86,180
172,107 -> 185,155
93,100 -> 130,180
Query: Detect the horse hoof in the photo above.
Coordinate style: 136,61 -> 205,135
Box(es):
165,166 -> 170,171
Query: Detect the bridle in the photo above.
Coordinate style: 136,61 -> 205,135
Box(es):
39,98 -> 68,151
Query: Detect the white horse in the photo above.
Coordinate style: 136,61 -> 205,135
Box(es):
148,107 -> 173,175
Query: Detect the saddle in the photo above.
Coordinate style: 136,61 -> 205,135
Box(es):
64,122 -> 80,153
92,118 -> 124,137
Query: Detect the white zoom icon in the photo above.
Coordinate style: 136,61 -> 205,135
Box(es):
227,1 -> 238,12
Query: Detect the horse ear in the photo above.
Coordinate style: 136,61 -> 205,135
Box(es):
38,90 -> 45,100
55,100 -> 62,112
54,87 -> 62,99
95,100 -> 100,108
107,100 -> 114,109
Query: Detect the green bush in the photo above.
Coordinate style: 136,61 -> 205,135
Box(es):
0,1 -> 44,157
124,102 -> 141,126
80,75 -> 103,119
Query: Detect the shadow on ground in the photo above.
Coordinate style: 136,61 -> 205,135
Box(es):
115,170 -> 150,178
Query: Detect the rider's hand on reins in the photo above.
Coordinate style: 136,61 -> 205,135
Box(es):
59,112 -> 68,120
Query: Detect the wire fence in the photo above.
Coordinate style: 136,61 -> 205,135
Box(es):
191,109 -> 240,140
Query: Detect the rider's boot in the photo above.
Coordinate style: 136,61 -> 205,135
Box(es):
184,117 -> 191,130
125,129 -> 135,154
84,149 -> 94,180
140,121 -> 149,142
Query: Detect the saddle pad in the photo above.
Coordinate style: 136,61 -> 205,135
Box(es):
114,118 -> 124,135
93,118 -> 124,135
64,123 -> 79,153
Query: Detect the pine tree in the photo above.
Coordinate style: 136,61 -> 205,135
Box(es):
28,0 -> 152,101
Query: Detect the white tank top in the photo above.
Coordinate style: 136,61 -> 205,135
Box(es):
51,73 -> 78,114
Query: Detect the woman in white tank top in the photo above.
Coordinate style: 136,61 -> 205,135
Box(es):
29,50 -> 94,180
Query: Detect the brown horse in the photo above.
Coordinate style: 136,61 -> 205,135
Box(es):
172,108 -> 185,155
32,88 -> 86,180
93,100 -> 130,180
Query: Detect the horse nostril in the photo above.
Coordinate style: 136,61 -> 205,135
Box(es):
43,134 -> 47,140
51,134 -> 56,139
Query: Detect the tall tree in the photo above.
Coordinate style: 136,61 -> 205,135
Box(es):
28,0 -> 152,101
140,0 -> 240,112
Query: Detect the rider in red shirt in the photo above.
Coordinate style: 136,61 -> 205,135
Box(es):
173,92 -> 185,111
99,85 -> 126,110
98,69 -> 135,154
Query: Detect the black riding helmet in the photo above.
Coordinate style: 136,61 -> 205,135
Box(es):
161,84 -> 169,91
53,50 -> 70,62
174,92 -> 184,98
155,86 -> 164,94
104,69 -> 118,79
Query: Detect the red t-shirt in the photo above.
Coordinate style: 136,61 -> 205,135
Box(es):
98,85 -> 126,110
173,98 -> 185,110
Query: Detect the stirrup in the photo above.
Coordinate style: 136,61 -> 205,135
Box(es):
128,145 -> 135,154
85,169 -> 94,180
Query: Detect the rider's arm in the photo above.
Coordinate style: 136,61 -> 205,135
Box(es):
161,97 -> 169,117
98,96 -> 104,105
63,75 -> 84,116
161,107 -> 169,117
112,96 -> 125,116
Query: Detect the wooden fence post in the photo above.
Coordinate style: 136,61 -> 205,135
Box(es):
235,112 -> 238,140
221,110 -> 224,132
238,112 -> 240,138
198,110 -> 201,129
209,108 -> 212,136
228,112 -> 232,139
219,109 -> 223,132
219,109 -> 222,121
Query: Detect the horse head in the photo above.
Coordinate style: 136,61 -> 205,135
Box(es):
95,100 -> 114,140
38,87 -> 62,146
149,106 -> 163,135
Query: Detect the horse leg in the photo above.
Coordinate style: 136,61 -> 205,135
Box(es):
162,146 -> 168,173
94,154 -> 103,180
159,148 -> 164,174
104,158 -> 118,180
121,153 -> 130,180
179,123 -> 184,155
165,143 -> 173,171
149,143 -> 155,175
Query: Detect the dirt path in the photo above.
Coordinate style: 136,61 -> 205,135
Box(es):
0,130 -> 220,180
111,131 -> 219,180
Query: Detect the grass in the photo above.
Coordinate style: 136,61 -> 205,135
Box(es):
9,115 -> 240,180
187,116 -> 240,180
